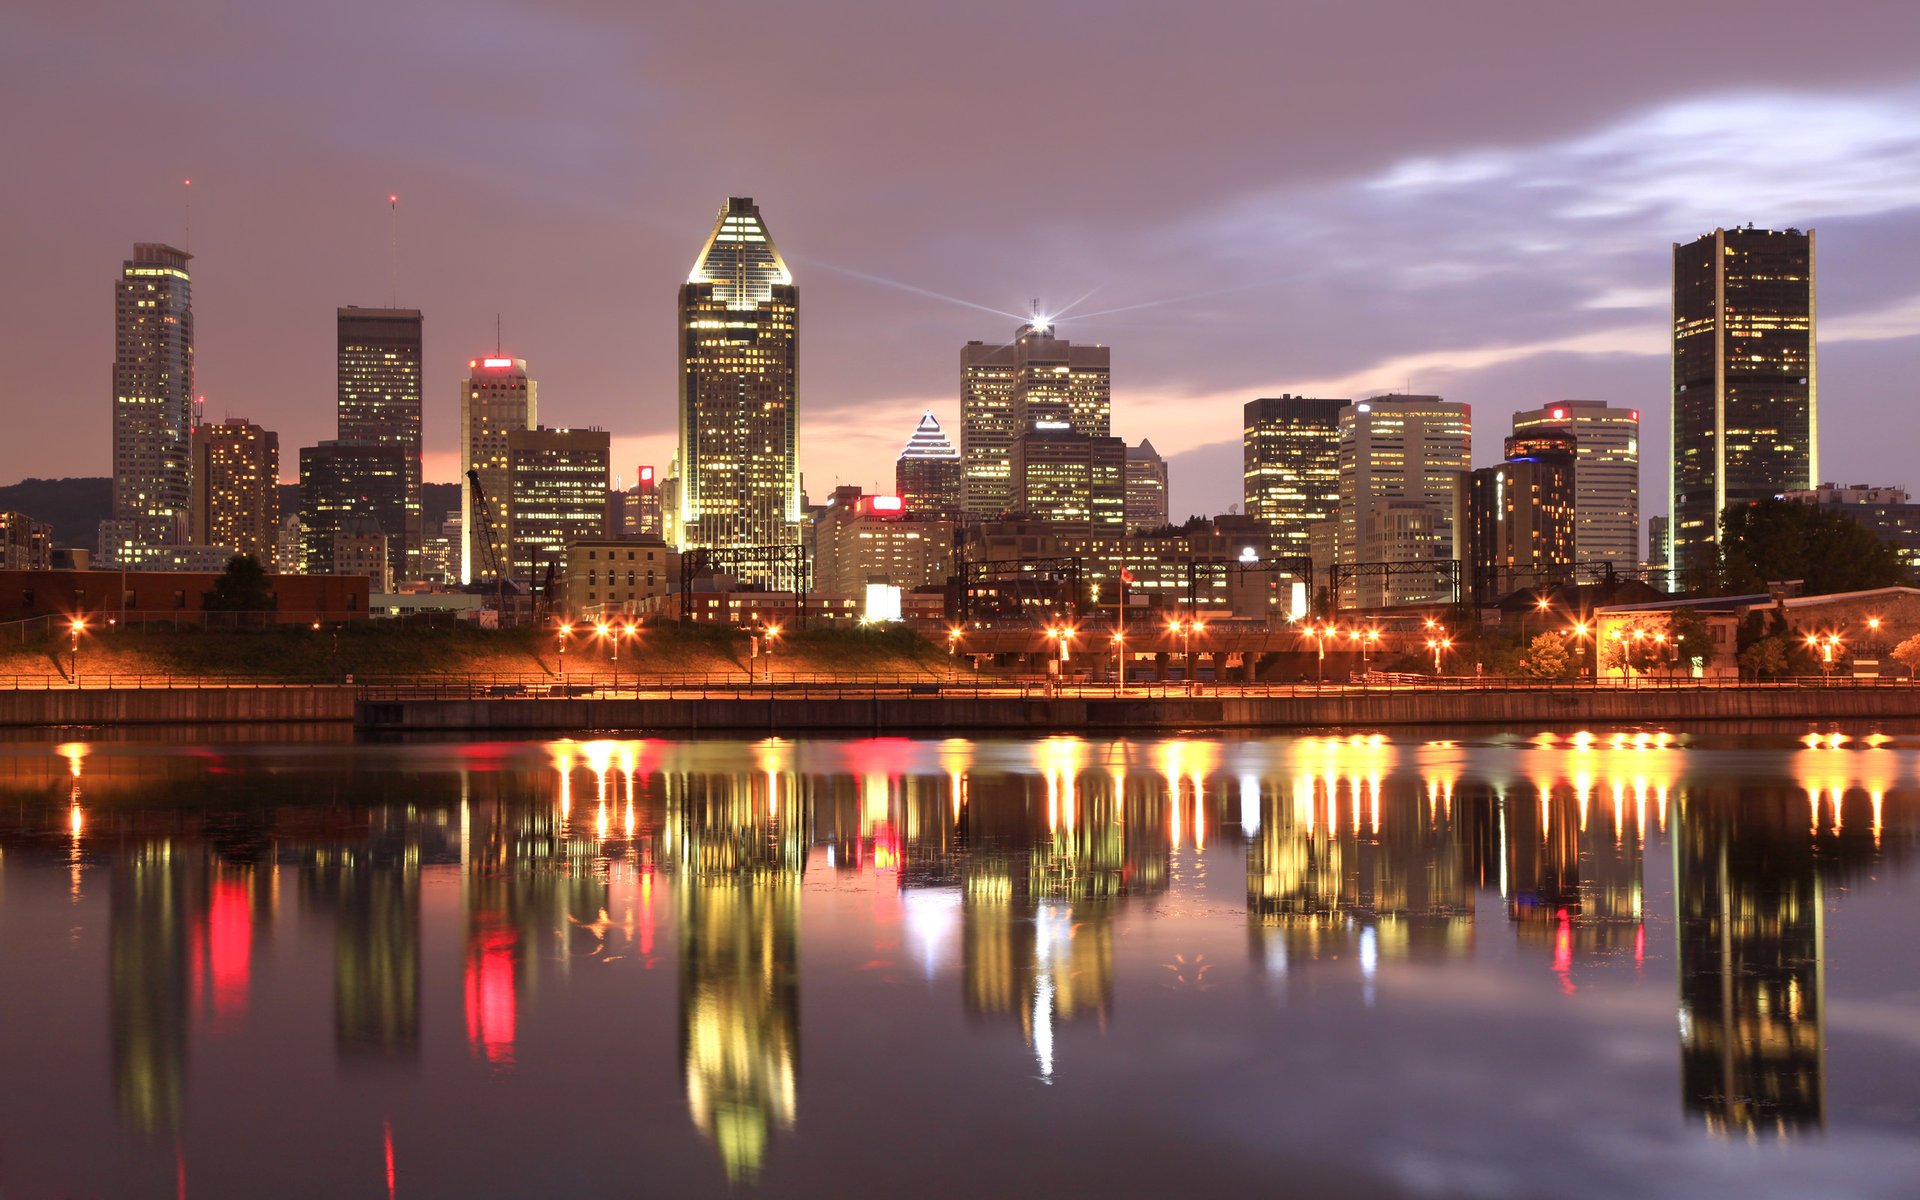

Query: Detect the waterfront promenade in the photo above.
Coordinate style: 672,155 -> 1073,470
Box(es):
2,673 -> 1918,732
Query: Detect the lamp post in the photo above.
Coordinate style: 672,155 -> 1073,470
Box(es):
556,622 -> 571,687
947,626 -> 963,684
1110,629 -> 1126,695
1426,633 -> 1452,676
764,623 -> 782,685
1805,632 -> 1840,682
1568,621 -> 1592,682
68,617 -> 86,686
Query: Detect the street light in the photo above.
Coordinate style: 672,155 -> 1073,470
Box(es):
1426,634 -> 1452,675
1805,631 -> 1841,681
68,617 -> 86,686
1567,621 -> 1592,681
1110,629 -> 1126,693
947,626 -> 963,683
764,623 -> 783,685
555,622 -> 572,686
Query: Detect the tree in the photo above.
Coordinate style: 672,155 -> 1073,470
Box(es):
1716,498 -> 1907,596
1666,609 -> 1712,674
1893,633 -> 1920,678
1739,636 -> 1792,679
1517,632 -> 1572,679
201,555 -> 277,612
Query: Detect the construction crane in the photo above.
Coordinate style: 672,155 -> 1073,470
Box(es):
466,468 -> 511,624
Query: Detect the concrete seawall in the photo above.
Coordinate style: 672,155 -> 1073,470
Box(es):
0,687 -> 356,727
354,687 -> 1920,734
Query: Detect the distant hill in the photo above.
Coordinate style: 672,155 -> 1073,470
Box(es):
0,476 -> 465,550
0,477 -> 111,548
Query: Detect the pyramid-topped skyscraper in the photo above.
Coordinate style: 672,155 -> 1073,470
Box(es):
677,197 -> 799,558
895,411 -> 961,520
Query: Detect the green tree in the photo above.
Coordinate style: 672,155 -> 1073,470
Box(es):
1666,609 -> 1712,673
1739,636 -> 1792,679
1716,498 -> 1908,595
201,555 -> 277,612
1517,632 -> 1572,679
1892,633 -> 1920,678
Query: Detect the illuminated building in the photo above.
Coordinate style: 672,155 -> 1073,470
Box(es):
894,411 -> 961,520
1671,227 -> 1816,588
1010,425 -> 1126,532
299,440 -> 408,582
1676,791 -> 1824,1136
563,536 -> 677,618
1647,514 -> 1670,581
337,307 -> 424,581
1459,432 -> 1577,602
1512,401 -> 1639,567
0,511 -> 54,570
330,518 -> 392,592
1124,439 -> 1169,532
1337,395 -> 1471,607
810,486 -> 951,597
961,321 -> 1111,520
459,355 -> 536,583
615,465 -> 665,538
1243,395 -> 1345,556
678,197 -> 799,554
106,243 -> 194,562
190,418 -> 280,562
1782,483 -> 1920,574
506,427 -> 610,594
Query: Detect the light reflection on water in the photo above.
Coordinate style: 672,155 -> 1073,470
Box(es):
2,731 -> 1919,1197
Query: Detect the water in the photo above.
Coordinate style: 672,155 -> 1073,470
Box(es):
2,728 -> 1918,1198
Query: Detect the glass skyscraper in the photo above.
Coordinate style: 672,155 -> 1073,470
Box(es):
337,307 -> 425,581
106,243 -> 194,562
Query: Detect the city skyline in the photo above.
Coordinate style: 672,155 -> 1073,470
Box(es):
12,2 -> 1920,523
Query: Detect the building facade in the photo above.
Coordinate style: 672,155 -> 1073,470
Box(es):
1783,483 -> 1920,574
895,411 -> 962,521
678,197 -> 799,552
298,440 -> 409,581
1124,440 -> 1169,532
1010,427 -> 1126,532
1511,401 -> 1639,568
563,536 -> 677,618
0,512 -> 53,570
1337,395 -> 1471,607
459,355 -> 536,583
961,322 -> 1111,520
190,418 -> 280,562
506,427 -> 610,591
811,487 -> 952,597
615,466 -> 666,538
1459,433 -> 1577,603
337,307 -> 425,580
1671,227 -> 1816,587
1243,395 -> 1345,557
107,243 -> 194,562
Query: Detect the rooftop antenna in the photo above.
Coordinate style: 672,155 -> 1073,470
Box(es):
182,179 -> 192,251
495,313 -> 502,356
387,194 -> 398,306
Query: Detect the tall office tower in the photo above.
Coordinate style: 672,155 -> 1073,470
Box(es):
1243,396 -> 1346,557
1124,440 -> 1169,532
458,354 -> 536,583
1337,395 -> 1471,607
506,427 -> 610,593
298,440 -> 408,581
337,307 -> 424,581
1647,515 -> 1671,577
1671,227 -> 1816,587
1010,426 -> 1127,531
1512,401 -> 1640,567
961,321 -> 1111,519
678,197 -> 798,552
189,418 -> 280,561
1459,432 -> 1577,602
107,243 -> 194,562
894,411 -> 961,520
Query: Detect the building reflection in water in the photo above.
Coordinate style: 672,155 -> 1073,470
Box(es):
303,814 -> 421,1064
671,750 -> 803,1184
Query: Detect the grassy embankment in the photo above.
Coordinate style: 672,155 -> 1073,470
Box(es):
0,622 -> 951,682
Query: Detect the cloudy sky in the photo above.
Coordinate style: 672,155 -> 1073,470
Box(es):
7,0 -> 1920,524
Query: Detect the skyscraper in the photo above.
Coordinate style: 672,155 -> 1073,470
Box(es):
677,197 -> 798,552
1459,432 -> 1577,602
1010,426 -> 1126,531
106,243 -> 194,562
337,307 -> 424,580
960,321 -> 1110,520
1671,227 -> 1816,587
1124,440 -> 1169,532
1512,401 -> 1640,568
1337,395 -> 1471,607
190,418 -> 280,562
1244,395 -> 1345,556
895,411 -> 961,520
299,440 -> 408,582
506,427 -> 610,593
459,355 -> 536,583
